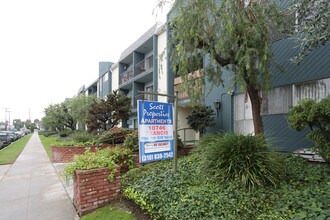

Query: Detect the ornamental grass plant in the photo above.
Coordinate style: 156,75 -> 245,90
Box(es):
196,133 -> 283,189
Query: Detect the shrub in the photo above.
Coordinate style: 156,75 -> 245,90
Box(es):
58,129 -> 74,137
62,147 -> 133,184
288,96 -> 330,163
123,130 -> 139,152
38,130 -> 57,137
186,105 -> 215,136
71,131 -> 98,143
121,152 -> 330,219
196,133 -> 283,189
97,127 -> 134,145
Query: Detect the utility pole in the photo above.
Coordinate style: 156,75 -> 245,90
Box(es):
7,110 -> 11,130
4,108 -> 9,131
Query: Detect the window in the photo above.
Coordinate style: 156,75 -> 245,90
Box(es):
145,86 -> 153,101
261,78 -> 330,115
262,86 -> 292,115
234,93 -> 254,135
293,78 -> 330,104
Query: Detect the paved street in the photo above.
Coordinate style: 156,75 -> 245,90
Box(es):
0,132 -> 79,220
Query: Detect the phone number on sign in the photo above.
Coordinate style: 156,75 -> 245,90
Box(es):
142,152 -> 174,162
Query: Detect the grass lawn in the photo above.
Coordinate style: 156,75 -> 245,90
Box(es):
0,134 -> 32,165
81,204 -> 136,220
39,134 -> 59,158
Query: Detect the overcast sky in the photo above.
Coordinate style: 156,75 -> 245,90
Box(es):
0,0 -> 169,123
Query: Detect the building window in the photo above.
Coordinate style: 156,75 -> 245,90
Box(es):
261,78 -> 330,115
234,93 -> 254,135
145,86 -> 153,101
261,86 -> 292,115
293,78 -> 330,104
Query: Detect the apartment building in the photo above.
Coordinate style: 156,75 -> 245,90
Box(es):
111,23 -> 168,129
166,2 -> 330,152
79,62 -> 113,99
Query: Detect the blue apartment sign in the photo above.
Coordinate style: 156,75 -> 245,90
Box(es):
137,100 -> 174,163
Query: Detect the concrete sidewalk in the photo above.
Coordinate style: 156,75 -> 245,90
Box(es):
0,132 -> 79,220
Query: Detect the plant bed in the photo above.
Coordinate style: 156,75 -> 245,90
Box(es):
73,167 -> 121,216
121,135 -> 330,219
62,147 -> 134,216
50,145 -> 120,163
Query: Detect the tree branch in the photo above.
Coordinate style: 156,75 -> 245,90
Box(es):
214,53 -> 231,66
197,40 -> 231,66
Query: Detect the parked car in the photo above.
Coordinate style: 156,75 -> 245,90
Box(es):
14,131 -> 23,139
5,131 -> 18,142
0,132 -> 11,148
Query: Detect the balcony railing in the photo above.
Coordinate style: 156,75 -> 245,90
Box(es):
135,55 -> 153,76
174,70 -> 203,99
119,55 -> 154,85
120,67 -> 133,85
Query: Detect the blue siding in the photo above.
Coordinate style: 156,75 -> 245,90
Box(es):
271,40 -> 330,87
204,69 -> 234,133
263,114 -> 313,152
264,40 -> 330,151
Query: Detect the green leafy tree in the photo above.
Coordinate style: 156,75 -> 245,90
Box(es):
25,120 -> 37,132
41,101 -> 76,131
288,96 -> 330,163
33,119 -> 40,129
70,94 -> 99,130
60,100 -> 77,130
187,106 -> 215,136
13,119 -> 24,130
86,90 -> 131,132
166,0 -> 286,135
41,104 -> 63,131
290,0 -> 329,63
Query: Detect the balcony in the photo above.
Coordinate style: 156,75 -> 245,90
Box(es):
174,70 -> 203,100
120,67 -> 133,85
119,55 -> 153,85
135,55 -> 153,76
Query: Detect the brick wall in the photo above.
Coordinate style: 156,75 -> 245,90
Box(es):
50,145 -> 118,163
73,167 -> 121,216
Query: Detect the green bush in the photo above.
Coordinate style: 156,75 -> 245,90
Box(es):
123,130 -> 139,152
38,130 -> 57,137
62,147 -> 133,184
97,127 -> 134,145
121,153 -> 330,219
51,140 -> 96,147
71,131 -> 98,143
288,96 -> 330,163
58,129 -> 74,137
186,105 -> 215,136
196,133 -> 283,189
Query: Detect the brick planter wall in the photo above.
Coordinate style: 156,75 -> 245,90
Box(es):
50,145 -> 118,163
73,167 -> 121,216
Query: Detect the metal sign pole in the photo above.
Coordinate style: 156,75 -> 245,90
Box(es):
173,91 -> 178,173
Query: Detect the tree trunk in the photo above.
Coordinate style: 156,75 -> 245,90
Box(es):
246,84 -> 264,135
